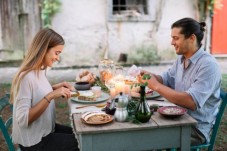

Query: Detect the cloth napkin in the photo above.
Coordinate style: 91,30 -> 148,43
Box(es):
68,99 -> 105,114
127,65 -> 142,77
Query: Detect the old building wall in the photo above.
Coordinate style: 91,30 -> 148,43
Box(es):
0,0 -> 41,61
53,0 -> 198,66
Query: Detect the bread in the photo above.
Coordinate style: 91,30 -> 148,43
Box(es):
75,70 -> 96,84
124,79 -> 137,85
71,91 -> 80,97
78,91 -> 96,101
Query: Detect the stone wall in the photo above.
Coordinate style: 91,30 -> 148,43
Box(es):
52,0 -> 197,67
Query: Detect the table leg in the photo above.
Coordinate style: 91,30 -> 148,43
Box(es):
180,126 -> 191,151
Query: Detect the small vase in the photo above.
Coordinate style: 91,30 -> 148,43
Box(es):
135,85 -> 152,123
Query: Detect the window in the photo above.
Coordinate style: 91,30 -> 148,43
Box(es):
108,0 -> 156,22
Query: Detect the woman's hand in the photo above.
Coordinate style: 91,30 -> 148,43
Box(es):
47,87 -> 72,100
52,81 -> 75,91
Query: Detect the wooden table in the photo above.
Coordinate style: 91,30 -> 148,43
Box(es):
71,111 -> 197,151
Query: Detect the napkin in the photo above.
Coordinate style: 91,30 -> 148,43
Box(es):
127,65 -> 142,77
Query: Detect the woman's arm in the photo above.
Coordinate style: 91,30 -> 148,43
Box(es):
27,87 -> 71,125
52,81 -> 75,91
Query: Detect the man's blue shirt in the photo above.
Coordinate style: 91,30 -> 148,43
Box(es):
161,47 -> 222,142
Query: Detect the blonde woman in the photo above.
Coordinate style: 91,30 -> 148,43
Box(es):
10,28 -> 79,151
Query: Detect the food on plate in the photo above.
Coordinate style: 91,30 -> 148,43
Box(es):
163,107 -> 182,114
78,91 -> 96,101
70,91 -> 80,97
124,79 -> 137,85
87,114 -> 111,122
124,76 -> 138,85
82,112 -> 113,124
76,70 -> 96,84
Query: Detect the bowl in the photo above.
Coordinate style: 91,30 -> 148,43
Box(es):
74,82 -> 91,91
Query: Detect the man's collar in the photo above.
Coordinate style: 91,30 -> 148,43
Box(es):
180,47 -> 205,64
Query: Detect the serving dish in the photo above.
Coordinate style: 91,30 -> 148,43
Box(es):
74,82 -> 91,90
158,106 -> 187,118
81,112 -> 114,125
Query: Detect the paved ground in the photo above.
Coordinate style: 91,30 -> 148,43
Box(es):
0,59 -> 226,84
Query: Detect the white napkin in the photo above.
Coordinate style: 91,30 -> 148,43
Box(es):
127,65 -> 142,77
68,100 -> 105,114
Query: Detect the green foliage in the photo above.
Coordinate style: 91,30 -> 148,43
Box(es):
130,74 -> 151,89
41,0 -> 62,28
128,45 -> 160,64
94,77 -> 110,93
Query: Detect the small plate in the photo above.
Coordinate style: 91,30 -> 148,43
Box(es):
131,91 -> 160,99
81,112 -> 114,125
71,92 -> 110,104
158,106 -> 187,118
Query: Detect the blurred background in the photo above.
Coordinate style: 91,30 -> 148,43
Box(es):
0,0 -> 226,67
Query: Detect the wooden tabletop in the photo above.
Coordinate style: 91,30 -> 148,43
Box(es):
72,112 -> 197,134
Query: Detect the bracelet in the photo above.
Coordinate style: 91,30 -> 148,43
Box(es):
44,96 -> 50,103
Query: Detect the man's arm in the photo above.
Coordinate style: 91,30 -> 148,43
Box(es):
151,80 -> 196,110
138,75 -> 196,110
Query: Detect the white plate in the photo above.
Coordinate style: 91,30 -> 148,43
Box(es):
71,92 -> 110,104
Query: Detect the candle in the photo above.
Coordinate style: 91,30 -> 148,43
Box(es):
125,84 -> 131,100
110,87 -> 116,99
115,81 -> 125,95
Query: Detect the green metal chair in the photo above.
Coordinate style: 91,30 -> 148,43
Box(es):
0,94 -> 20,151
190,89 -> 227,151
163,89 -> 227,151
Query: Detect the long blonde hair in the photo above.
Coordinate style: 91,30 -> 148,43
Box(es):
10,28 -> 64,103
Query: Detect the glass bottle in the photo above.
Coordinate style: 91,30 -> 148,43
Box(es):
135,85 -> 152,123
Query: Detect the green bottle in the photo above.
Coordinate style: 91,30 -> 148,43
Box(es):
135,85 -> 152,123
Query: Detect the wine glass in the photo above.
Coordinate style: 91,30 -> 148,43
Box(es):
105,78 -> 116,99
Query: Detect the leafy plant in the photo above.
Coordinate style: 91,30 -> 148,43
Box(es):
128,45 -> 160,64
41,0 -> 62,28
130,74 -> 151,89
94,77 -> 110,93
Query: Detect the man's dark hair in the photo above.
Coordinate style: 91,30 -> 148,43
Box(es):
171,18 -> 206,47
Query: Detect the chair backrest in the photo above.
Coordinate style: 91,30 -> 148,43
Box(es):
209,89 -> 227,150
0,94 -> 15,151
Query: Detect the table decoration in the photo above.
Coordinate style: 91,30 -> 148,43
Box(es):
135,85 -> 152,123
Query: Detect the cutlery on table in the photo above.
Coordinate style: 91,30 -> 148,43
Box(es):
76,104 -> 106,109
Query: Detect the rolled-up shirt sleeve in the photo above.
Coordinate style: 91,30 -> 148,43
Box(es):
15,76 -> 32,128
